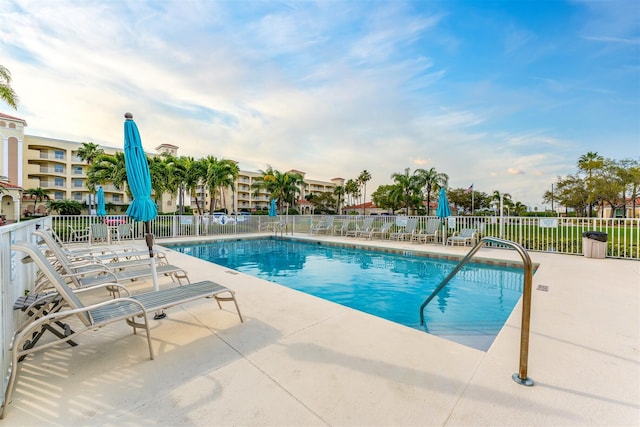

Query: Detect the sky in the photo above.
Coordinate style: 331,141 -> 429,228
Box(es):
1,0 -> 638,210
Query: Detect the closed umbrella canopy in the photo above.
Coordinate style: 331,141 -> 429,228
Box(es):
436,188 -> 451,219
436,188 -> 451,245
269,199 -> 277,217
124,114 -> 157,223
123,113 -> 161,301
96,186 -> 107,217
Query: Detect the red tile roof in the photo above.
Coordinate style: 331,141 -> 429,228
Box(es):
0,112 -> 27,124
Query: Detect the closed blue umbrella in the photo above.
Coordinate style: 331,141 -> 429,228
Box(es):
96,186 -> 107,217
269,199 -> 277,217
436,188 -> 451,245
124,115 -> 157,223
123,113 -> 161,302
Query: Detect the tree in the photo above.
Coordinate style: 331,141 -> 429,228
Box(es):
545,175 -> 589,216
333,185 -> 345,214
345,179 -> 359,208
490,190 -> 513,214
0,175 -> 9,194
577,152 -> 604,217
414,168 -> 448,216
87,152 -> 128,191
0,65 -> 18,109
183,157 -> 207,215
371,184 -> 403,213
308,192 -> 337,214
590,158 -> 627,218
47,199 -> 83,215
357,170 -> 372,215
252,166 -> 304,213
390,168 -> 422,215
24,187 -> 50,212
204,156 -> 239,213
76,142 -> 104,212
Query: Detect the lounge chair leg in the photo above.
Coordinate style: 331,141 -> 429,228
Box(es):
1,340 -> 22,419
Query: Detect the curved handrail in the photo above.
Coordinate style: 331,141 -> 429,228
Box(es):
419,237 -> 534,386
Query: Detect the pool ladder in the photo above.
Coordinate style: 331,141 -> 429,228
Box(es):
419,237 -> 534,387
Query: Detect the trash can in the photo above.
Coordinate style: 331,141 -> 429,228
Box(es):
582,231 -> 607,259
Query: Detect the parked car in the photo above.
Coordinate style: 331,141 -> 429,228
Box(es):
105,216 -> 127,226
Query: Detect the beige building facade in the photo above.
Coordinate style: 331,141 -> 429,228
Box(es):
0,112 -> 340,218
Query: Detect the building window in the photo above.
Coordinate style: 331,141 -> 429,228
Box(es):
54,177 -> 64,187
113,195 -> 120,202
73,166 -> 83,174
73,192 -> 83,201
72,179 -> 83,188
54,164 -> 64,173
9,123 -> 16,129
54,150 -> 64,160
54,191 -> 64,200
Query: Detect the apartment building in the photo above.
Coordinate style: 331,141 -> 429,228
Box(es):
1,112 -> 341,219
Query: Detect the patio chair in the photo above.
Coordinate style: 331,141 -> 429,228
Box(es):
112,222 -> 134,243
361,221 -> 393,240
334,220 -> 353,236
389,218 -> 418,241
34,230 -> 168,275
345,217 -> 374,238
89,223 -> 110,245
1,241 -> 243,420
310,216 -> 335,235
68,225 -> 90,242
37,228 -> 164,265
412,218 -> 441,244
446,228 -> 478,246
31,232 -> 189,295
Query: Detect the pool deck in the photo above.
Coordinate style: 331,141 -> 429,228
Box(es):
3,233 -> 639,426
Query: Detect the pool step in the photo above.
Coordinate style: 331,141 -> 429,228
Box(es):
424,320 -> 505,351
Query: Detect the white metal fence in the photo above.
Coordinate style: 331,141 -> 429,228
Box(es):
47,214 -> 640,259
2,214 -> 638,408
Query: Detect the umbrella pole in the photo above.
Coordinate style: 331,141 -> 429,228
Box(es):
145,221 -> 165,319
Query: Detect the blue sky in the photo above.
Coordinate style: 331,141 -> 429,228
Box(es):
1,0 -> 638,209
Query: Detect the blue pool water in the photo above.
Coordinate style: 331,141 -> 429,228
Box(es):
167,238 -> 525,351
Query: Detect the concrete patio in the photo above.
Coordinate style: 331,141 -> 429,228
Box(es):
2,234 -> 638,426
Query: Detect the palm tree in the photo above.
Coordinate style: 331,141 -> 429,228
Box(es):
0,175 -> 9,194
165,156 -> 188,215
390,168 -> 423,215
357,170 -> 372,215
76,142 -> 104,212
24,187 -> 50,213
252,166 -> 304,213
149,155 -> 169,208
490,190 -> 513,215
204,156 -> 239,213
578,152 -> 604,217
345,179 -> 359,210
0,65 -> 18,109
333,185 -> 345,214
87,152 -> 128,191
415,168 -> 448,216
183,157 -> 206,215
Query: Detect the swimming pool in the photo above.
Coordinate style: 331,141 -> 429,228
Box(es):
167,238 -> 525,351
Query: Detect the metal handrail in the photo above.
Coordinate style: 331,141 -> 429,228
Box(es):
419,237 -> 534,386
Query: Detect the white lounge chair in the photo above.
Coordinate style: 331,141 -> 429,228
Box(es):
446,228 -> 478,246
345,217 -> 374,238
412,218 -> 441,244
389,218 -> 418,241
361,222 -> 393,240
1,241 -> 243,420
310,216 -> 335,234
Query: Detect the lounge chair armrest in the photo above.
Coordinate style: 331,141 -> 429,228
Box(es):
74,282 -> 132,297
